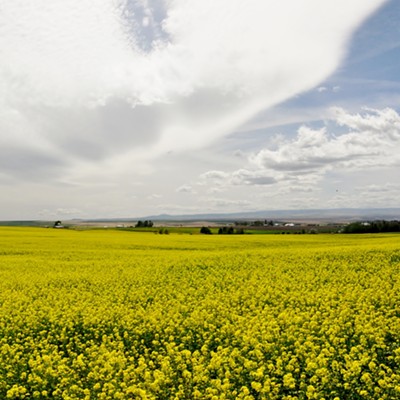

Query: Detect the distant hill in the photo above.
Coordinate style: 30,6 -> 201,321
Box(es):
139,208 -> 400,223
1,208 -> 399,227
0,220 -> 51,227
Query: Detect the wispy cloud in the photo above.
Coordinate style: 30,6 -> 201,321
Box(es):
0,0 -> 387,183
1,0 -> 395,218
38,208 -> 83,218
176,185 -> 194,194
205,198 -> 252,210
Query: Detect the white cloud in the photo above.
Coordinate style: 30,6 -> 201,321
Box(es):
317,86 -> 341,93
199,169 -> 276,187
208,198 -> 252,210
231,170 -> 277,186
200,170 -> 229,181
199,107 -> 400,189
356,183 -> 400,193
176,185 -> 194,193
254,107 -> 400,172
334,107 -> 400,138
0,0 -> 387,185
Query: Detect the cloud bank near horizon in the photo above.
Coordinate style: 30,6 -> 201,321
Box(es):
199,107 -> 400,189
0,0 -> 388,183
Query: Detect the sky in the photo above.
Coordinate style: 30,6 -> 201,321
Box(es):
1,0 -> 399,220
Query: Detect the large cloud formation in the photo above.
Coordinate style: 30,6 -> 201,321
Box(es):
0,0 -> 387,182
200,107 -> 400,188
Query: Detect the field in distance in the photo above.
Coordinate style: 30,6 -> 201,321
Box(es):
0,227 -> 399,399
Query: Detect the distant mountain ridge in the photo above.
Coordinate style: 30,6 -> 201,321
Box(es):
1,208 -> 399,226
140,208 -> 400,222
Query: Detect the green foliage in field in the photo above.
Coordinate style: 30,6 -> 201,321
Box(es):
0,227 -> 399,399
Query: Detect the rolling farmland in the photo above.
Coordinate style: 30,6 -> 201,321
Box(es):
0,227 -> 399,399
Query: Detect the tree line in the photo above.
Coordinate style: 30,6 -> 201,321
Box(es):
200,226 -> 245,235
135,220 -> 154,228
343,220 -> 400,233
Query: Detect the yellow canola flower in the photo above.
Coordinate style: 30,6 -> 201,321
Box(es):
0,228 -> 399,399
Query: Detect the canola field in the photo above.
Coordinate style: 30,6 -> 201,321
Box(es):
0,227 -> 399,399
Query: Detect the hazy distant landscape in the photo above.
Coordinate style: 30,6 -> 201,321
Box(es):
1,207 -> 399,228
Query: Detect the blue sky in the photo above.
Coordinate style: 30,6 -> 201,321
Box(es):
0,0 -> 399,219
